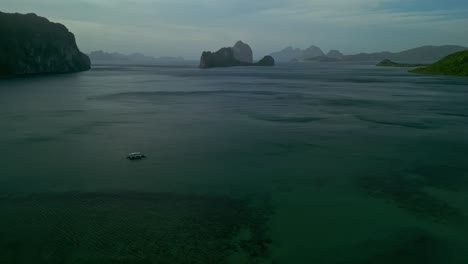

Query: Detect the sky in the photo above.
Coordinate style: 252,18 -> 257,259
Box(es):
2,0 -> 468,59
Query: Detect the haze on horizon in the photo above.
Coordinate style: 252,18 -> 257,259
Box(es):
2,0 -> 468,60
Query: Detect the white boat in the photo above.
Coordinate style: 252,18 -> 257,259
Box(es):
126,152 -> 146,160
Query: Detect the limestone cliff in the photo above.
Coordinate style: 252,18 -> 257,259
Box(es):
0,12 -> 90,76
199,42 -> 274,68
199,48 -> 247,68
232,41 -> 253,63
256,56 -> 275,66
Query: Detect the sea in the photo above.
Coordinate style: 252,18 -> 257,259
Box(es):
1,62 -> 468,263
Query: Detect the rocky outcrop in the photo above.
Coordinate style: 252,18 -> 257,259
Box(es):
0,12 -> 90,76
200,48 -> 247,68
327,50 -> 344,59
199,42 -> 274,68
301,45 -> 325,59
256,56 -> 275,66
232,41 -> 253,63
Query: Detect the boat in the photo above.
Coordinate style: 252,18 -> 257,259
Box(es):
126,152 -> 146,160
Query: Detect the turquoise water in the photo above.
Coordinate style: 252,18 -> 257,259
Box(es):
1,63 -> 468,263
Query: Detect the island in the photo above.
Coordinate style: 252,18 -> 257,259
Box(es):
0,12 -> 90,77
377,59 -> 427,67
410,50 -> 468,76
199,41 -> 275,68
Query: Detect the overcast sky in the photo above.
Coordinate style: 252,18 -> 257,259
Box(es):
2,0 -> 468,59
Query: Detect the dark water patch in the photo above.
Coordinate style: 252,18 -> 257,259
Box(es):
274,93 -> 308,101
357,173 -> 464,225
392,94 -> 419,97
0,192 -> 272,264
20,135 -> 56,143
131,79 -> 167,84
18,121 -> 135,144
323,98 -> 392,108
248,113 -> 323,123
113,110 -> 158,116
90,90 -> 287,101
62,121 -> 112,135
50,109 -> 86,115
413,79 -> 468,86
62,121 -> 137,135
329,77 -> 393,84
274,184 -> 295,193
4,114 -> 30,121
407,165 -> 468,191
269,142 -> 325,154
262,141 -> 326,158
438,112 -> 468,118
354,115 -> 438,129
345,229 -> 448,264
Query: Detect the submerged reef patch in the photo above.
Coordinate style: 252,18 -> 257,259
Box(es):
357,171 -> 464,224
344,229 -> 449,264
0,192 -> 272,264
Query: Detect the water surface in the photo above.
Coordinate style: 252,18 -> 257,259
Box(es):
1,62 -> 468,263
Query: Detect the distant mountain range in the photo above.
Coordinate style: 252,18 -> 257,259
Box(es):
270,45 -> 468,63
88,50 -> 184,64
269,45 -> 325,62
343,45 -> 468,63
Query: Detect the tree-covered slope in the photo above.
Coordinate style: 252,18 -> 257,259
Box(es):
410,50 -> 468,76
0,12 -> 90,76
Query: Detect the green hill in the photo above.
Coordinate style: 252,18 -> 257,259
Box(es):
410,50 -> 468,76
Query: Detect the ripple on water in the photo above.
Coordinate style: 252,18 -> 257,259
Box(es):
354,115 -> 439,129
248,113 -> 324,123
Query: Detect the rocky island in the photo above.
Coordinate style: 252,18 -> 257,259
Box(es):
410,50 -> 468,76
0,12 -> 90,76
199,41 -> 274,68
